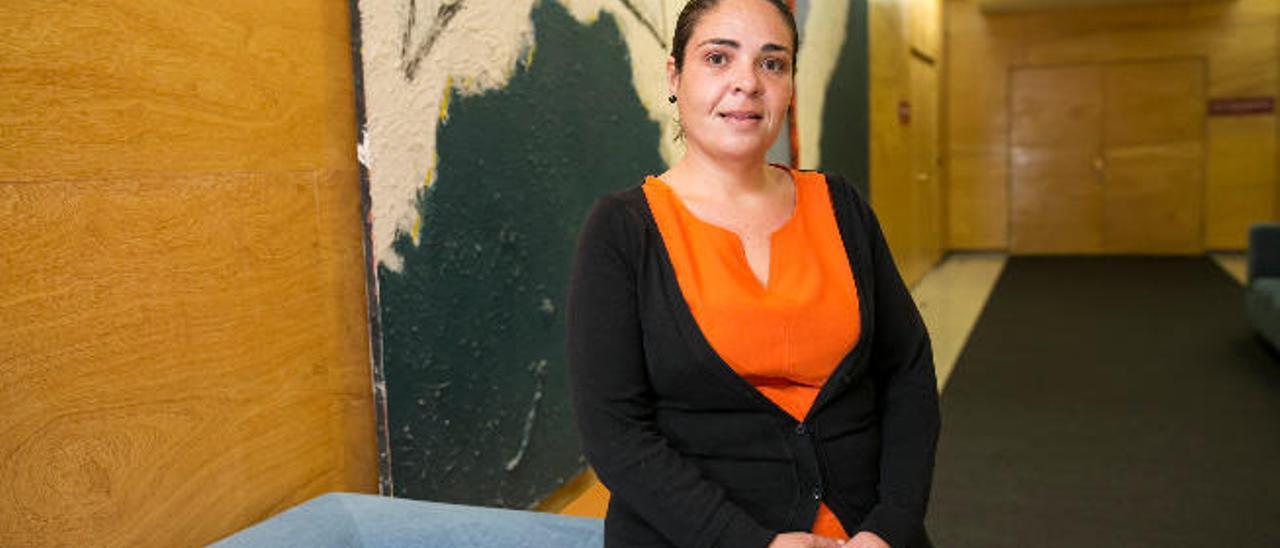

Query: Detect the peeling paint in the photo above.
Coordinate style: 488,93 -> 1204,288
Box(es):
358,0 -> 693,271
504,359 -> 548,472
377,1 -> 664,507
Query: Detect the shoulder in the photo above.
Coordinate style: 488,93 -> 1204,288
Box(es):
799,170 -> 873,219
576,184 -> 650,256
582,184 -> 648,234
590,184 -> 647,216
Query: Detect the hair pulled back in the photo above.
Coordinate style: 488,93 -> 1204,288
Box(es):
670,0 -> 799,74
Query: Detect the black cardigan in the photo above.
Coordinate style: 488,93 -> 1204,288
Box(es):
566,173 -> 939,548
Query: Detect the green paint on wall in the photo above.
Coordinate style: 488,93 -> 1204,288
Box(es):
818,0 -> 869,197
377,1 -> 664,508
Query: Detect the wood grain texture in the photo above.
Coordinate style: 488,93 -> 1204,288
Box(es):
911,57 -> 944,272
1104,142 -> 1205,253
1103,60 -> 1205,148
1102,60 -> 1205,254
0,0 -> 375,544
1206,115 -> 1277,248
0,0 -> 358,181
0,171 -> 375,546
1008,59 -> 1206,254
947,149 -> 1009,245
870,0 -> 915,281
1011,66 -> 1102,148
1008,65 -> 1104,253
946,0 -> 1279,250
871,0 -> 944,285
909,0 -> 944,60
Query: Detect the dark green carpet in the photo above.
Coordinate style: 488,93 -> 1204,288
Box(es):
926,256 -> 1280,547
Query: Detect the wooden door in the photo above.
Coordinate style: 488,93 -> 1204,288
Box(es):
1009,60 -> 1206,254
1010,65 -> 1106,253
1102,60 -> 1205,254
910,56 -> 943,268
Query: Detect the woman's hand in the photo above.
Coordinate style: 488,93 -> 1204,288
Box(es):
842,531 -> 890,548
767,532 -> 844,548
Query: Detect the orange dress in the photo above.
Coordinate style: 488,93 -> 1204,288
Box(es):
642,169 -> 860,541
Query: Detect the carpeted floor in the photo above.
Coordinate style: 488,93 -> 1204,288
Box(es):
925,256 -> 1280,547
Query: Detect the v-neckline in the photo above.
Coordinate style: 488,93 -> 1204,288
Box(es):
648,169 -> 799,292
639,172 -> 870,425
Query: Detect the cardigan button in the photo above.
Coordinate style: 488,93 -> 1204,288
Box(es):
812,485 -> 822,500
794,423 -> 808,435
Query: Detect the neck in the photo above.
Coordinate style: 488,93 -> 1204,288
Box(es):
667,144 -> 778,199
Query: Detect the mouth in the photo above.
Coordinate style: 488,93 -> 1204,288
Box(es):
717,110 -> 764,122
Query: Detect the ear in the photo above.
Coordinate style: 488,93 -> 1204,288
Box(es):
666,56 -> 679,99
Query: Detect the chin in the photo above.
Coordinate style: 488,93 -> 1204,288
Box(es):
715,135 -> 777,159
707,144 -> 772,162
686,129 -> 778,162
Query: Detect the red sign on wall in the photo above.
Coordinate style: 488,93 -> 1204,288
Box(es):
1208,97 -> 1275,116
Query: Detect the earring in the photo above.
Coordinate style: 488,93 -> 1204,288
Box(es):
668,95 -> 677,104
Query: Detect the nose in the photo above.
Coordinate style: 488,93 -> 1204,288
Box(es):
732,62 -> 761,96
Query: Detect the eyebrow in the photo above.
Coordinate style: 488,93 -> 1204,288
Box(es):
697,38 -> 791,54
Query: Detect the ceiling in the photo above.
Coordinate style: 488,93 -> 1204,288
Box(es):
976,0 -> 1228,14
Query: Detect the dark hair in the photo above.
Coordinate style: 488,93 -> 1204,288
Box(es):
670,0 -> 799,74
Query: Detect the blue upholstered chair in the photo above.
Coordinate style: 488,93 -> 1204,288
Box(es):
212,493 -> 603,548
1246,223 -> 1280,352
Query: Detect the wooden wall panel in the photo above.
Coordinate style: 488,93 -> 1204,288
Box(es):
0,0 -> 375,545
0,171 -> 375,546
1102,60 -> 1205,254
945,3 -> 1012,248
1208,115 -> 1278,248
0,0 -> 357,180
911,58 -> 944,269
872,0 -> 945,285
909,0 -> 944,59
945,0 -> 1279,250
870,0 -> 915,280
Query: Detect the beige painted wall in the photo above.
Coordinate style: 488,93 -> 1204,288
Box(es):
0,1 -> 377,545
946,0 -> 1279,250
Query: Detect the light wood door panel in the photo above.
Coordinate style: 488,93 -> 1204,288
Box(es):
1011,146 -> 1106,252
1104,60 -> 1205,148
1104,142 -> 1205,253
1010,66 -> 1104,253
1010,59 -> 1205,254
911,57 -> 943,272
1103,60 -> 1205,254
1011,66 -> 1103,148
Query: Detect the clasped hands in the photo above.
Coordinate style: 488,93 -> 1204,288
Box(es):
768,531 -> 889,548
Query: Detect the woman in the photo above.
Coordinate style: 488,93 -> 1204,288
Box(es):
566,0 -> 940,546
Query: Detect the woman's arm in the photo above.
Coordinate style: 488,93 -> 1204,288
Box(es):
853,197 -> 942,548
567,195 -> 776,548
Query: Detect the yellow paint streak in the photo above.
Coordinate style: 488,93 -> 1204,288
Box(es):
438,75 -> 452,122
524,43 -> 536,69
424,151 -> 440,189
412,215 -> 422,244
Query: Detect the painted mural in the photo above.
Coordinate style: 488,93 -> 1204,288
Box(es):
816,0 -> 870,195
351,0 -> 868,507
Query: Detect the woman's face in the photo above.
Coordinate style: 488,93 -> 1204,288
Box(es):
669,0 -> 795,163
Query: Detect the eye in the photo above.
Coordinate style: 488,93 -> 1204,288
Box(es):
705,51 -> 729,66
761,57 -> 787,73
